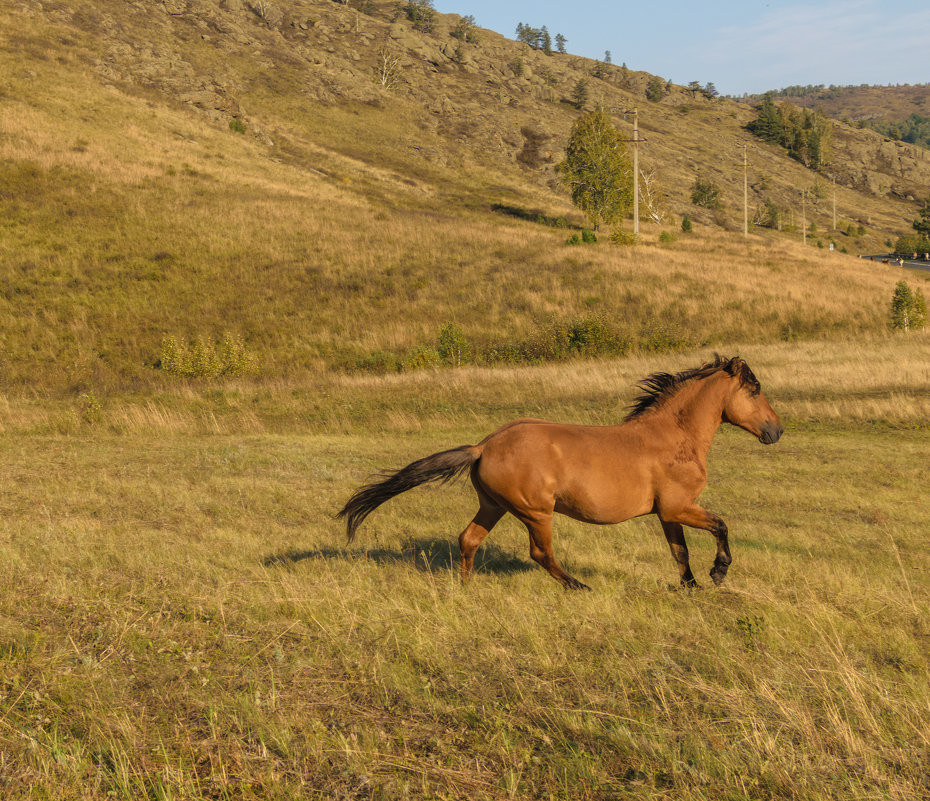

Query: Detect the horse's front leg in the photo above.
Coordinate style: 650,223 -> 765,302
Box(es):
660,503 -> 731,585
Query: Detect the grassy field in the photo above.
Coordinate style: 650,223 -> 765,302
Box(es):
1,338 -> 928,800
3,5 -> 930,797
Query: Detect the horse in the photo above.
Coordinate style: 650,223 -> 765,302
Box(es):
338,355 -> 782,590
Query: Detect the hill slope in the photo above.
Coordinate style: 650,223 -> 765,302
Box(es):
2,0 -> 929,394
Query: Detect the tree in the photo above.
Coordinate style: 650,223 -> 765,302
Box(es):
638,167 -> 667,223
691,175 -> 721,209
375,47 -> 401,89
645,76 -> 665,102
557,107 -> 634,230
570,77 -> 589,109
913,196 -> 930,238
747,95 -> 833,169
604,50 -> 612,65
891,281 -> 927,331
451,14 -> 478,43
747,93 -> 786,144
555,32 -> 567,53
701,81 -> 718,100
404,0 -> 435,32
540,25 -> 552,54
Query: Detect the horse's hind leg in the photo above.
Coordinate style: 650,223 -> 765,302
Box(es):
660,521 -> 698,588
458,497 -> 504,582
522,514 -> 590,591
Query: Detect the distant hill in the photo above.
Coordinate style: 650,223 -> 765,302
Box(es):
742,83 -> 930,123
742,83 -> 930,151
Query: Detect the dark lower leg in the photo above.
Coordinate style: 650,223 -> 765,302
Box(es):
526,518 -> 590,591
661,505 -> 731,586
661,520 -> 697,587
708,517 -> 731,585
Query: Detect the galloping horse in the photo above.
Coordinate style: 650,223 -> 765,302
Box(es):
338,355 -> 782,589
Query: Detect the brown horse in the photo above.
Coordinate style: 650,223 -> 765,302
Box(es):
338,355 -> 782,589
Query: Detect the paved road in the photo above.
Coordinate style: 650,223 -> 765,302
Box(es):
865,254 -> 930,272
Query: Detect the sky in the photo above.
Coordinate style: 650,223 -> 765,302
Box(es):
432,0 -> 930,97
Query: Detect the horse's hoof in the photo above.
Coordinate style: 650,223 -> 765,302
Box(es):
564,578 -> 591,591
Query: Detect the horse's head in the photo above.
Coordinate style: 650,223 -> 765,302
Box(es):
720,357 -> 783,444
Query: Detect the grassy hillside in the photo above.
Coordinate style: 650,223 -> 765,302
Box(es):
4,1 -> 930,396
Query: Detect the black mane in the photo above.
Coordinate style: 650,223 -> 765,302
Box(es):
623,354 -> 760,421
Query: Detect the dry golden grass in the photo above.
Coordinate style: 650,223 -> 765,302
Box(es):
1,339 -> 928,799
2,9 -> 930,797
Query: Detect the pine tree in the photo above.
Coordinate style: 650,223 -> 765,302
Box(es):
555,32 -> 567,53
536,25 -> 549,54
645,76 -> 665,102
747,93 -> 785,144
913,196 -> 930,238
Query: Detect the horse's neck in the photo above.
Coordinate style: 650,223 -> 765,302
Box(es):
655,375 -> 729,454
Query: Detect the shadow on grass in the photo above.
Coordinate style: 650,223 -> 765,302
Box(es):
490,203 -> 572,229
263,537 -> 535,577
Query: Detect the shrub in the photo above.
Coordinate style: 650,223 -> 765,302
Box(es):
159,333 -> 259,378
401,345 -> 441,371
229,118 -> 246,134
755,197 -> 788,230
681,214 -> 693,233
609,230 -> 639,246
894,234 -> 930,255
659,230 -> 678,244
437,322 -> 470,367
691,176 -> 722,209
566,230 -> 597,246
565,315 -> 630,357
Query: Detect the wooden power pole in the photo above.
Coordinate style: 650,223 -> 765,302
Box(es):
801,189 -> 806,246
742,145 -> 748,237
632,108 -> 639,235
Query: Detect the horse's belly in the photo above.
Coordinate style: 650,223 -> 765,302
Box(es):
554,490 -> 653,525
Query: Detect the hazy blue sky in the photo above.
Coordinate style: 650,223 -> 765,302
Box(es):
432,0 -> 930,96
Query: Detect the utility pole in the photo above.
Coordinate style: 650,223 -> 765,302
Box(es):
801,189 -> 806,246
742,145 -> 749,237
632,108 -> 639,235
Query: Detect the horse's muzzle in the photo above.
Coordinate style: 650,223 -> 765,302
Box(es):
759,420 -> 783,444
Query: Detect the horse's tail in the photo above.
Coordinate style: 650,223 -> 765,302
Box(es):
337,445 -> 480,542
